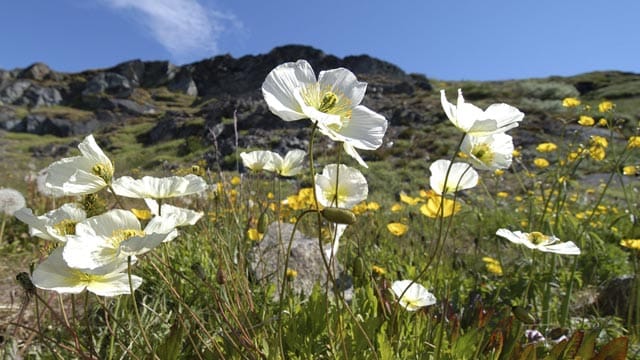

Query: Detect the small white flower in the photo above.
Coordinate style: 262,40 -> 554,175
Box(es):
267,149 -> 306,177
262,60 -> 388,168
315,164 -> 368,209
441,89 -> 524,136
31,247 -> 142,297
496,228 -> 581,255
429,159 -> 479,195
391,280 -> 437,311
14,203 -> 86,242
0,188 -> 25,215
111,174 -> 207,199
461,133 -> 514,171
240,150 -> 275,172
44,134 -> 114,197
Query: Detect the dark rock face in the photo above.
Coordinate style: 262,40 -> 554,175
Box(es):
0,45 -> 436,165
82,72 -> 133,99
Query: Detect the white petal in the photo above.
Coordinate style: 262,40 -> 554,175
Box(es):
87,273 -> 142,297
31,248 -> 86,294
343,143 -> 368,168
280,149 -> 306,177
541,241 -> 581,255
63,234 -> 119,270
262,60 -> 315,121
76,209 -> 141,238
317,68 -> 367,106
78,134 -> 112,168
440,89 -> 457,125
337,106 -> 388,150
119,232 -> 169,255
481,103 -> 524,133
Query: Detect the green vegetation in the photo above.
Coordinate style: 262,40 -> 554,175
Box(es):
1,72 -> 639,359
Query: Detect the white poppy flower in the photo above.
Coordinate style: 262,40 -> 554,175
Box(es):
240,150 -> 275,172
461,133 -> 514,171
144,199 -> 203,227
315,164 -> 368,209
262,60 -> 388,168
14,203 -> 86,242
496,228 -> 581,255
0,188 -> 25,215
44,134 -> 114,197
62,209 -> 175,271
111,174 -> 207,199
429,159 -> 479,195
441,89 -> 524,136
32,247 -> 142,297
267,149 -> 306,177
391,280 -> 437,311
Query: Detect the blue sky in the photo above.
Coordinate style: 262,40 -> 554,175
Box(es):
1,0 -> 639,81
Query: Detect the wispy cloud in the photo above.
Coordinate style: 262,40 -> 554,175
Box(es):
101,0 -> 241,61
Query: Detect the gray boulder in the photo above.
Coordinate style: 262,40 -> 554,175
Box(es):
18,62 -> 52,81
82,72 -> 133,99
248,222 -> 352,300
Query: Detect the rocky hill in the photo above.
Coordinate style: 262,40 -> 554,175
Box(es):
1,45 -> 639,188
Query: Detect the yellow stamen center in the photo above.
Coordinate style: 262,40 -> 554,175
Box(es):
92,163 -> 113,183
528,231 -> 548,245
472,144 -> 494,165
53,219 -> 77,236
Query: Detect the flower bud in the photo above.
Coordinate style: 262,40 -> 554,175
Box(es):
512,306 -> 537,324
321,207 -> 356,225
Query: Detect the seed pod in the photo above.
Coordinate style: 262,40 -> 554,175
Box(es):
352,256 -> 367,287
16,272 -> 35,294
321,207 -> 357,225
512,305 -> 538,324
257,212 -> 269,233
216,267 -> 227,285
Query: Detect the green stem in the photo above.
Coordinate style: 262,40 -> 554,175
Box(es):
127,256 -> 157,359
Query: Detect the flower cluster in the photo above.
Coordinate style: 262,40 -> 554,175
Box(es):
16,135 -> 206,296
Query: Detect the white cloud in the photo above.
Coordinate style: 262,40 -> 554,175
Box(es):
102,0 -> 241,61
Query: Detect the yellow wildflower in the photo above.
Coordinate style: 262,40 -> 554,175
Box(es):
367,202 -> 381,211
372,265 -> 386,276
598,101 -> 614,113
578,116 -> 595,126
623,165 -> 637,176
391,203 -> 403,212
536,142 -> 558,153
589,136 -> 608,161
420,194 -> 461,218
399,191 -> 422,205
231,176 -> 241,185
494,169 -> 505,176
534,158 -> 550,169
562,97 -> 581,108
482,257 -> 503,276
387,223 -> 408,236
628,136 -> 640,149
285,268 -> 298,279
620,239 -> 640,250
247,228 -> 263,241
496,191 -> 509,198
598,118 -> 608,127
512,149 -> 521,158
